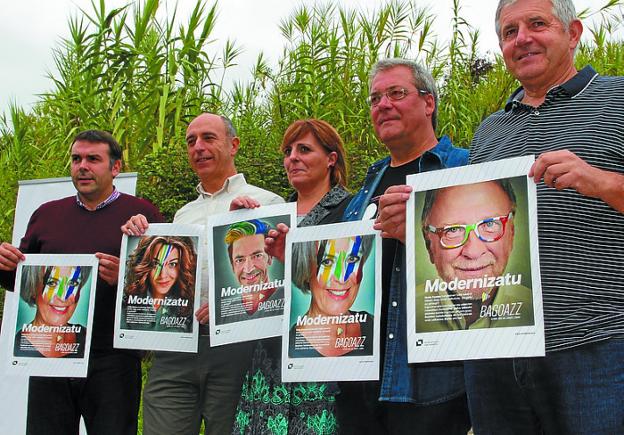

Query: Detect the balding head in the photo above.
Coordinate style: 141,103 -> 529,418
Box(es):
185,113 -> 239,193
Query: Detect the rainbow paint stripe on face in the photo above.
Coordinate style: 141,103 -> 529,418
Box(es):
317,236 -> 363,286
43,266 -> 82,301
153,244 -> 173,278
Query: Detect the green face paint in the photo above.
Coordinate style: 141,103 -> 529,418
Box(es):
153,244 -> 173,278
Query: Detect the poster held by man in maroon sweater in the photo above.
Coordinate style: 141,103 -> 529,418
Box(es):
0,130 -> 164,435
5,254 -> 98,377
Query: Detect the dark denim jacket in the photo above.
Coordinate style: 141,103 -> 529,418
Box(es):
343,136 -> 469,404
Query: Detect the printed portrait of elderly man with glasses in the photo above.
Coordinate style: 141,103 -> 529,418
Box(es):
415,178 -> 534,332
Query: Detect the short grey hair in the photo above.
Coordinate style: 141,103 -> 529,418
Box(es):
369,58 -> 438,130
220,115 -> 237,139
495,0 -> 577,38
292,235 -> 374,293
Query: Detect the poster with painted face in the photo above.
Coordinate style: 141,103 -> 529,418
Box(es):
0,174 -> 137,435
405,156 -> 545,363
5,254 -> 98,377
114,223 -> 203,353
207,203 -> 296,346
282,220 -> 381,382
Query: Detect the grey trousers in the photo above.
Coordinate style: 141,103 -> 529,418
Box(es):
142,335 -> 253,435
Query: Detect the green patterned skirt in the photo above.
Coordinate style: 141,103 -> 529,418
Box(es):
232,338 -> 338,435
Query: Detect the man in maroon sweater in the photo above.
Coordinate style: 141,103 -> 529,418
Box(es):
0,130 -> 163,435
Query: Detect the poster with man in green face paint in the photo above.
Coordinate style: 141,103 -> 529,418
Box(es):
6,254 -> 98,378
207,203 -> 296,346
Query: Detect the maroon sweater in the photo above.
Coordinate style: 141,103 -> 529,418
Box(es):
0,193 -> 164,351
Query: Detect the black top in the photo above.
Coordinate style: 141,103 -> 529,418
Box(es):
371,157 -> 420,354
290,185 -> 352,226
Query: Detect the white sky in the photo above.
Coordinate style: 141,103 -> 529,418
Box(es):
0,0 -> 613,117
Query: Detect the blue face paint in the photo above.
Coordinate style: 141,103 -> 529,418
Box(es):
317,236 -> 363,285
343,236 -> 362,281
64,266 -> 81,299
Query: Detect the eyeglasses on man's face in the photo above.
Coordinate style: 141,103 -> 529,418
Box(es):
367,86 -> 429,106
425,212 -> 514,249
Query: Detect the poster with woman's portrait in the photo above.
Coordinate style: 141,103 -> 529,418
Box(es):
282,220 -> 381,382
207,203 -> 296,346
5,254 -> 98,377
405,156 -> 545,363
114,223 -> 203,353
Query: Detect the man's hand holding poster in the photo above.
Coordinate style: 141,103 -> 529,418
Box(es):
406,156 -> 545,362
5,254 -> 98,377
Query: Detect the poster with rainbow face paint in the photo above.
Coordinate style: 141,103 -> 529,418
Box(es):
114,223 -> 203,353
405,156 -> 545,363
282,219 -> 381,382
207,202 -> 296,346
5,254 -> 98,377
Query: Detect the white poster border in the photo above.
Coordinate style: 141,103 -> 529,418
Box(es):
405,155 -> 544,362
281,220 -> 381,382
0,173 -> 137,435
114,223 -> 203,353
5,254 -> 99,377
207,202 -> 296,346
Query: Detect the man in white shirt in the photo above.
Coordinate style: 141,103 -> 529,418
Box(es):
123,113 -> 283,434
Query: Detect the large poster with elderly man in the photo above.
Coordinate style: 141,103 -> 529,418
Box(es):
207,203 -> 296,346
5,254 -> 98,377
282,220 -> 381,382
406,155 -> 545,362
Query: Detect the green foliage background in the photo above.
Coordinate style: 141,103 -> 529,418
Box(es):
0,0 -> 622,294
2,0 -> 623,233
1,0 -> 623,432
